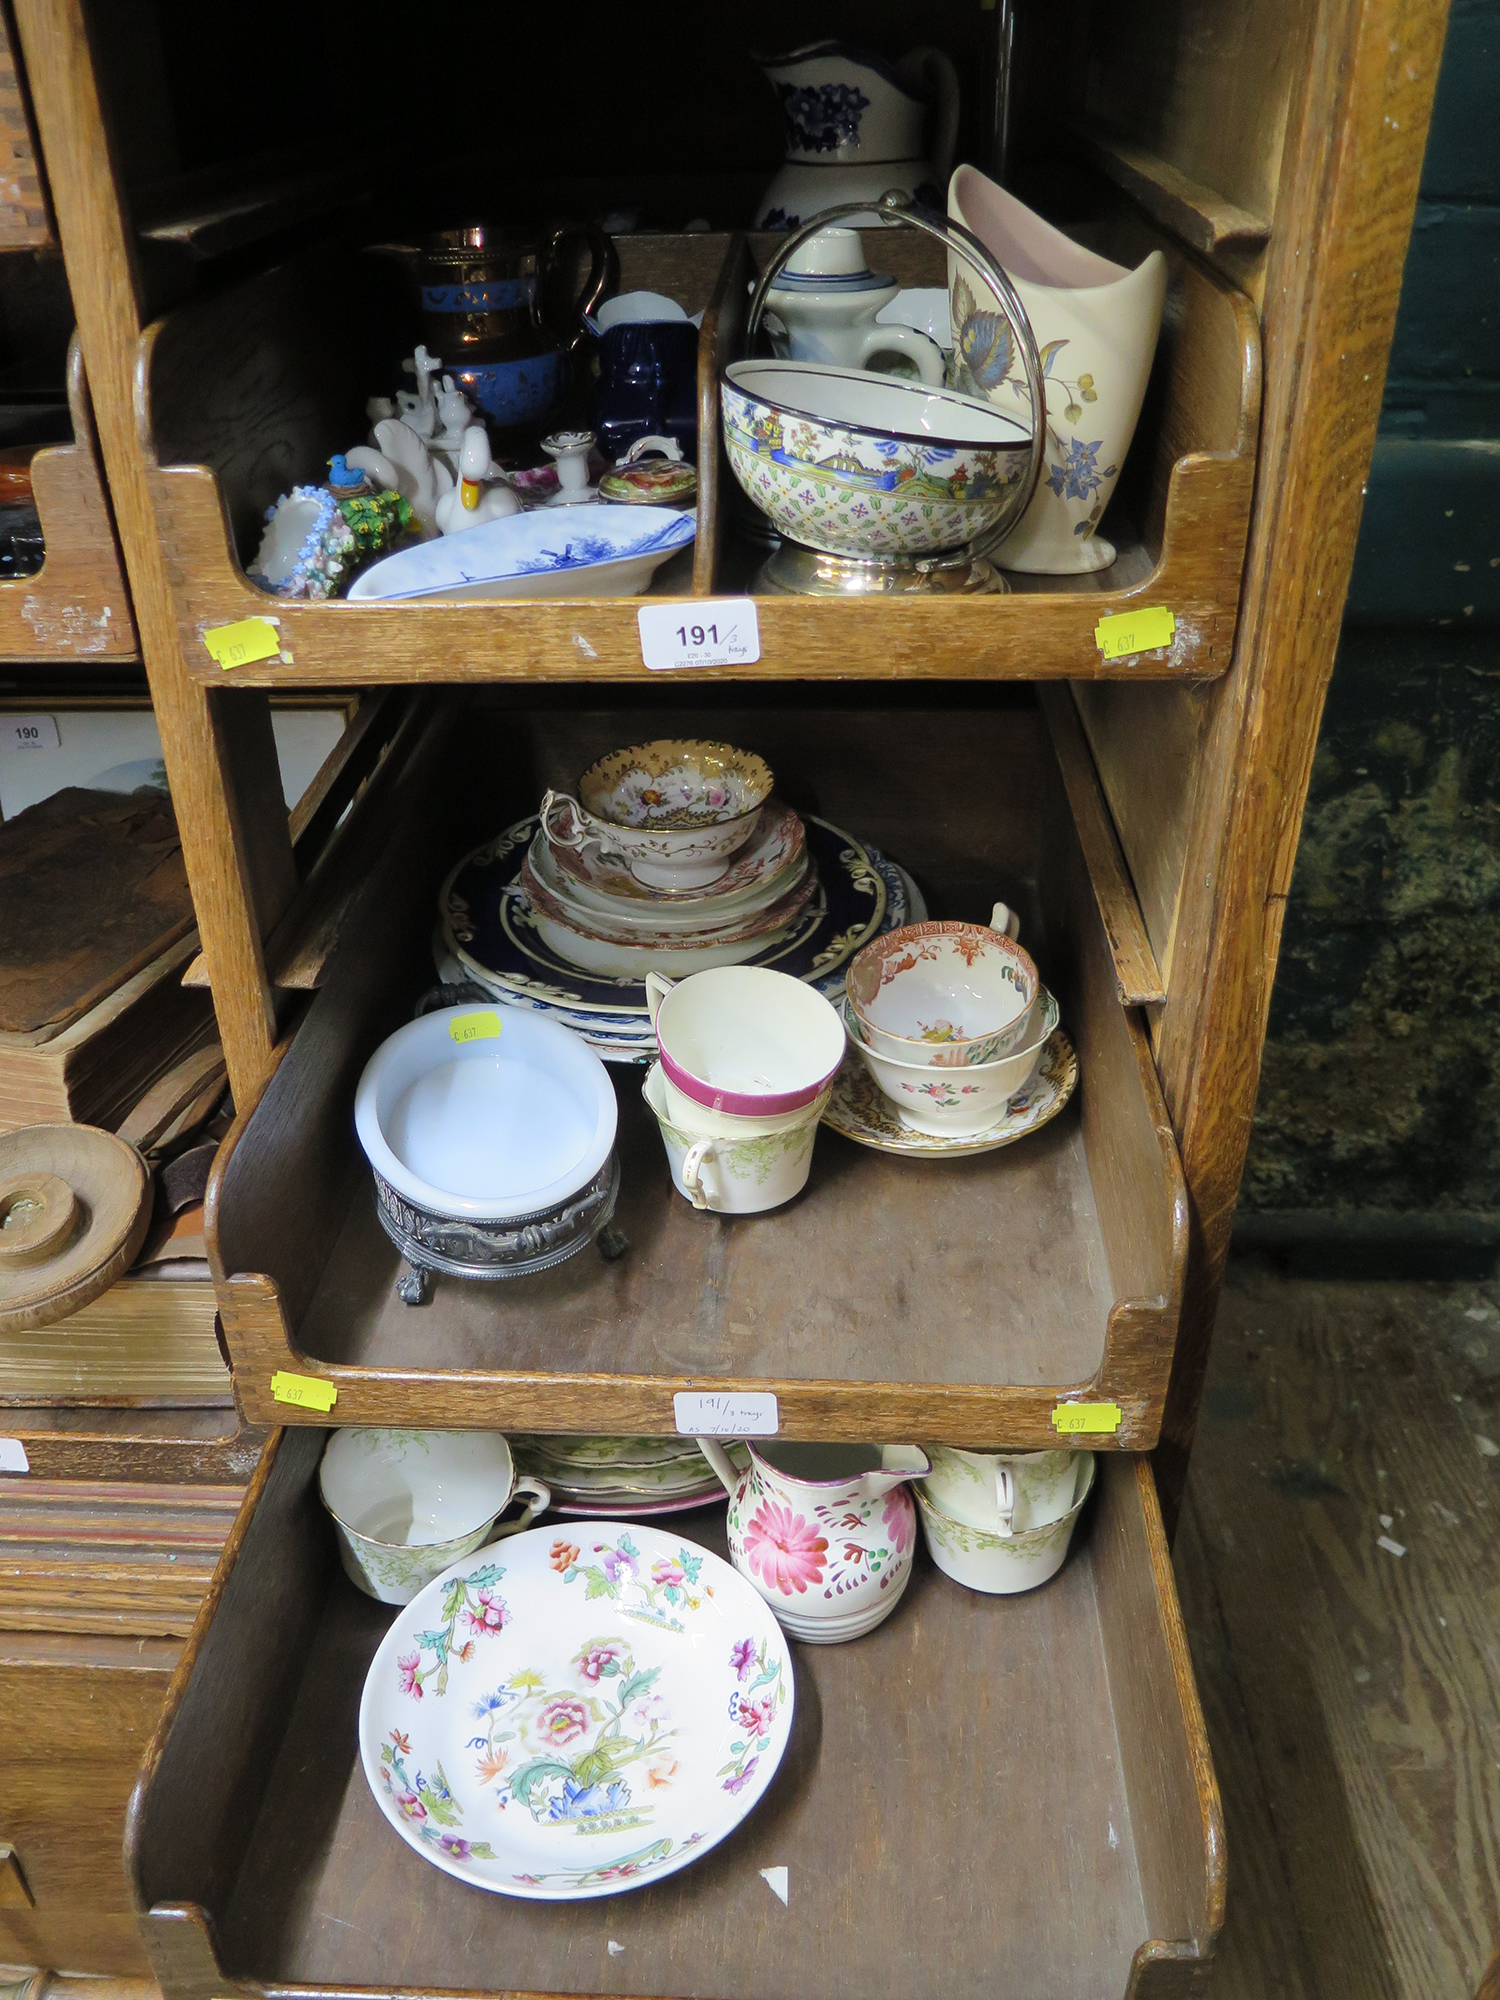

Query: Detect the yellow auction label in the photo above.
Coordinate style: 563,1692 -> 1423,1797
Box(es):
449,1010 -> 503,1044
202,617 -> 281,669
1051,1400 -> 1123,1435
1094,607 -> 1175,661
270,1370 -> 337,1413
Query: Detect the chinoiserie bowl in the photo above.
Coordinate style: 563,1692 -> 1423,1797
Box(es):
319,1428 -> 551,1605
646,965 -> 846,1118
643,1062 -> 825,1214
345,505 -> 695,601
354,1004 -> 619,1283
845,902 -> 1041,1066
721,358 -> 1032,560
540,739 -> 774,891
841,992 -> 1057,1135
914,1453 -> 1096,1596
919,1442 -> 1083,1536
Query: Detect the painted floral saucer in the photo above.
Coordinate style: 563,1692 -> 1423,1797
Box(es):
820,1029 -> 1079,1157
359,1524 -> 793,1901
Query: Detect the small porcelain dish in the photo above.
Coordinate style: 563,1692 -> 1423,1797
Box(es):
646,965 -> 845,1118
541,740 -> 773,891
721,358 -> 1031,559
354,1004 -> 619,1289
319,1428 -> 550,1605
345,505 -> 694,601
842,991 -> 1058,1135
643,1062 -> 826,1214
914,1454 -> 1095,1596
845,902 -> 1041,1066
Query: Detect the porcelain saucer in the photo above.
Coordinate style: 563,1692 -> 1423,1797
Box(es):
820,1029 -> 1078,1157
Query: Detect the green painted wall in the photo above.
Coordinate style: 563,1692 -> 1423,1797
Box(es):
1240,0 -> 1500,1227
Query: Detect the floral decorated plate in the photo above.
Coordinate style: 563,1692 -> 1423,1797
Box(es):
821,1029 -> 1078,1157
359,1523 -> 793,1900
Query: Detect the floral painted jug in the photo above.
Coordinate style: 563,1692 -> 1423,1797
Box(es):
755,41 -> 960,229
698,1438 -> 929,1643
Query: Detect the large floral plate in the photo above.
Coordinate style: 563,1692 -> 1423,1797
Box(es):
821,1029 -> 1078,1157
431,855 -> 925,1062
359,1524 -> 793,1901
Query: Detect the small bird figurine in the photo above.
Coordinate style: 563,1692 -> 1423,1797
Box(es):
326,454 -> 370,496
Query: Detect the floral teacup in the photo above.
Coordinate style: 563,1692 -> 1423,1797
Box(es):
319,1428 -> 550,1605
920,1443 -> 1083,1536
541,739 -> 773,891
643,1062 -> 826,1214
915,1456 -> 1095,1595
845,901 -> 1040,1067
842,991 -> 1058,1135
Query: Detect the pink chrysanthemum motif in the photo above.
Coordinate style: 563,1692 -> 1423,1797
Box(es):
882,1491 -> 913,1556
465,1588 -> 508,1636
537,1697 -> 589,1746
741,1500 -> 828,1595
397,1651 -> 423,1698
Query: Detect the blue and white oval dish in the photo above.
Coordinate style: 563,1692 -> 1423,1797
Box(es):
347,505 -> 696,603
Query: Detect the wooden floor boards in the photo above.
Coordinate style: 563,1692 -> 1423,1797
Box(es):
1178,1253 -> 1500,1998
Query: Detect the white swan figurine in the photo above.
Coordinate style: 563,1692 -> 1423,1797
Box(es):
435,426 -> 522,535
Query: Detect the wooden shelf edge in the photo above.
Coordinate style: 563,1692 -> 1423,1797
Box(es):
1039,684 -> 1165,1004
217,1271 -> 1172,1450
1076,128 -> 1272,255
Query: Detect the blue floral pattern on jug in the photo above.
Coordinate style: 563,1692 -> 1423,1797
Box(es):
775,81 -> 871,152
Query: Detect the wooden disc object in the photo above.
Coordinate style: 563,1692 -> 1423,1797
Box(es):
0,1124 -> 151,1332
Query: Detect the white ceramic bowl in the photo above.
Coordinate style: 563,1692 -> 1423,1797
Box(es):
541,739 -> 773,892
354,1004 -> 617,1220
915,1455 -> 1095,1596
643,1063 -> 823,1214
646,966 -> 846,1118
846,904 -> 1041,1067
721,358 -> 1031,559
842,995 -> 1054,1135
345,505 -> 695,601
319,1428 -> 551,1605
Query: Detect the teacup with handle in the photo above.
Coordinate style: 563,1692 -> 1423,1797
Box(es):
920,1442 -> 1082,1537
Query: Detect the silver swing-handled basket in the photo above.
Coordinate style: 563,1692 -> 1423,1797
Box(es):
722,189 -> 1046,596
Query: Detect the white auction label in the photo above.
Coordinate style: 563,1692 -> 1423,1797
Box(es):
673,1390 -> 779,1437
638,599 -> 760,671
6,715 -> 59,751
0,1439 -> 30,1473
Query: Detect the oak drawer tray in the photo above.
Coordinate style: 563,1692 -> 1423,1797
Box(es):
0,338 -> 135,662
126,1434 -> 1224,2000
137,212 -> 1257,688
206,693 -> 1186,1449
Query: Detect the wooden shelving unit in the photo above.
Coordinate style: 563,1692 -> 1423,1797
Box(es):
0,0 -> 1450,1990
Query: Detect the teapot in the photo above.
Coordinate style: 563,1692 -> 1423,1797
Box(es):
698,1436 -> 930,1643
755,41 -> 960,229
420,223 -> 617,443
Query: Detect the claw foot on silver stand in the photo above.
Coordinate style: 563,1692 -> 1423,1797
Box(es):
396,1260 -> 435,1306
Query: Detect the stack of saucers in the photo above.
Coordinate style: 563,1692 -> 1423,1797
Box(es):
519,797 -> 816,980
510,1434 -> 749,1518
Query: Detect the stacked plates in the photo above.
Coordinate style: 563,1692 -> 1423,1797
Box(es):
518,801 -> 817,977
511,1434 -> 749,1516
438,812 -> 927,1063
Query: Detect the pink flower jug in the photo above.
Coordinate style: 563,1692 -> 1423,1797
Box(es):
699,1437 -> 929,1643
